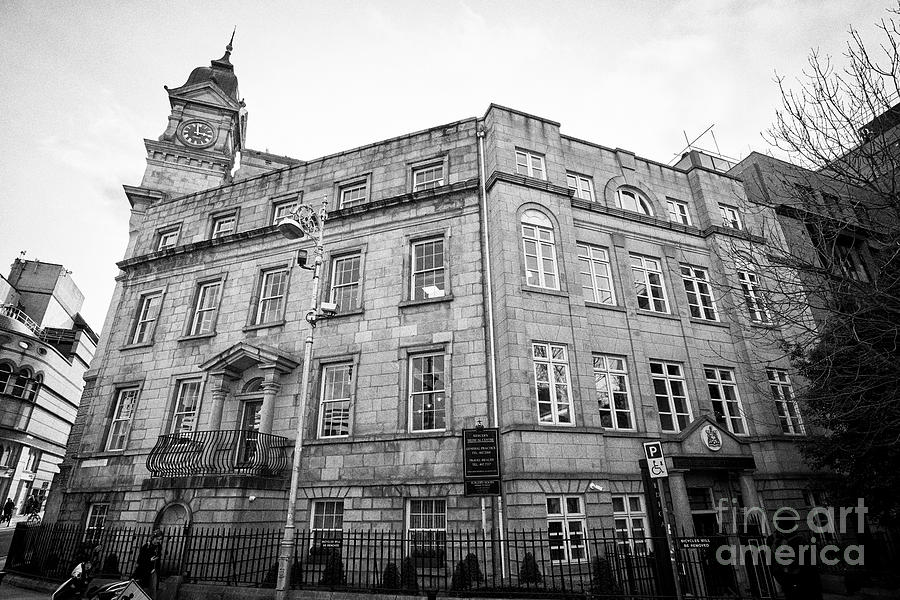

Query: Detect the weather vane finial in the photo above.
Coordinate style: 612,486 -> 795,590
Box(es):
227,27 -> 235,53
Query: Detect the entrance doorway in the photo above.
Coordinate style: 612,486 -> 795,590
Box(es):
238,400 -> 262,466
154,503 -> 191,576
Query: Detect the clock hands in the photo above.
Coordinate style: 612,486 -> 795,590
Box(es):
181,122 -> 214,146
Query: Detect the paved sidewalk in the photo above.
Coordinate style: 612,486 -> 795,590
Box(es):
0,583 -> 46,600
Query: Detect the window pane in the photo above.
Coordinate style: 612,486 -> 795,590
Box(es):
331,255 -> 361,311
652,362 -> 691,432
533,343 -> 572,425
410,354 -> 446,431
412,239 -> 446,300
320,364 -> 352,437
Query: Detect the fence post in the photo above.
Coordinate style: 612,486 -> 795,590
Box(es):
5,522 -> 29,570
179,522 -> 192,577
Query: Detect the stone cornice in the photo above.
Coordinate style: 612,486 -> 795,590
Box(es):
117,178 -> 479,272
485,170 -> 572,197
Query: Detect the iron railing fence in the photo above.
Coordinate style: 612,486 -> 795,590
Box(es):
4,522 -> 166,581
145,429 -> 291,477
5,522 -> 796,598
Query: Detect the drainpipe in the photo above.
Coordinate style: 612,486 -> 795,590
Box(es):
476,123 -> 507,578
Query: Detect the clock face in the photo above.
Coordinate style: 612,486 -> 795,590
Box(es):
179,121 -> 215,147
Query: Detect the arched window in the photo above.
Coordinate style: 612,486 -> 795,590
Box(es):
521,210 -> 559,290
11,368 -> 32,399
615,188 -> 653,216
26,374 -> 42,401
0,364 -> 12,394
242,378 -> 263,394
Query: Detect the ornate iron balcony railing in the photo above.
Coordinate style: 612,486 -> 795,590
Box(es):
146,429 -> 291,478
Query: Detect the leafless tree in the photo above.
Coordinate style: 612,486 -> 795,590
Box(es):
724,5 -> 900,525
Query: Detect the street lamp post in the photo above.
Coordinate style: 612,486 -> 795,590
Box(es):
275,197 -> 329,600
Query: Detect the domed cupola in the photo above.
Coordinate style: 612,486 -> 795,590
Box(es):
137,31 -> 248,197
181,34 -> 240,101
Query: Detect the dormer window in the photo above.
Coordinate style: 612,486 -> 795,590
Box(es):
615,189 -> 653,216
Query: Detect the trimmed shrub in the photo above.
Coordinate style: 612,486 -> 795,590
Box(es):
262,559 -> 303,588
451,553 -> 484,590
518,552 -> 542,585
43,552 -> 60,573
319,550 -> 344,587
464,553 -> 483,584
100,553 -> 121,577
400,555 -> 419,594
381,561 -> 401,590
590,555 -> 621,595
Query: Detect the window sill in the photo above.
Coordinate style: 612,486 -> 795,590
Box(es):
689,318 -> 729,328
92,449 -> 129,457
120,341 -> 155,351
322,309 -> 364,321
600,428 -> 641,437
521,285 -> 569,298
756,433 -> 807,441
177,332 -> 217,343
500,424 -> 606,435
304,430 -> 458,446
750,321 -> 779,330
243,320 -> 286,333
585,302 -> 626,312
399,295 -> 454,308
634,309 -> 680,321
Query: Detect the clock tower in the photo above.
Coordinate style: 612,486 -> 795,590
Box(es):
139,35 -> 247,197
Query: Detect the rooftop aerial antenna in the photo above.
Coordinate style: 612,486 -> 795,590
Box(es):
669,124 -> 737,165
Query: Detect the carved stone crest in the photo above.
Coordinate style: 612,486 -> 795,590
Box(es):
701,424 -> 722,452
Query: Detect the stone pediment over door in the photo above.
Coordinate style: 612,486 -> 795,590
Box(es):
199,342 -> 299,435
199,341 -> 299,377
664,416 -> 756,471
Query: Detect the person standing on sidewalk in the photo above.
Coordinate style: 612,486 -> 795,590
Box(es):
2,497 -> 14,525
132,529 -> 164,599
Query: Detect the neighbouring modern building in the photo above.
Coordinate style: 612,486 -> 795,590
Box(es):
0,258 -> 97,515
51,40 -> 839,565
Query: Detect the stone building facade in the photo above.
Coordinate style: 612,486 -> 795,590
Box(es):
52,44 -> 828,546
0,259 -> 97,515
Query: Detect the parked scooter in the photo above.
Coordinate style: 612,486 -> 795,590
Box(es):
50,570 -> 132,600
50,560 -> 92,600
49,541 -> 135,600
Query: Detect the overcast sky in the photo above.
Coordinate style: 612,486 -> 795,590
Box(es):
0,1 -> 889,331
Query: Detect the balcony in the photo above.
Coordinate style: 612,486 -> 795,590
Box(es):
146,429 -> 291,478
0,304 -> 41,336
